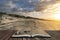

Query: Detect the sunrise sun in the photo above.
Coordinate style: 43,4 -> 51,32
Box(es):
52,3 -> 60,20
53,13 -> 60,20
48,3 -> 60,20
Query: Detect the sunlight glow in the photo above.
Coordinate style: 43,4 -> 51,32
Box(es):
52,3 -> 60,20
43,3 -> 60,20
53,13 -> 60,20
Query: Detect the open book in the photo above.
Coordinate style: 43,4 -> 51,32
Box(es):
12,34 -> 51,38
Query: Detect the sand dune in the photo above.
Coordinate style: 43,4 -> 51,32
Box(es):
0,14 -> 60,35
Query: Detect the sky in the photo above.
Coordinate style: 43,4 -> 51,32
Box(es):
0,0 -> 40,12
0,0 -> 55,12
0,0 -> 58,20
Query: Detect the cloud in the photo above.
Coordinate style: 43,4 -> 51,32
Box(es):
5,1 -> 16,8
0,0 -> 16,12
0,0 -> 56,13
0,0 -> 58,20
0,0 -> 41,12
